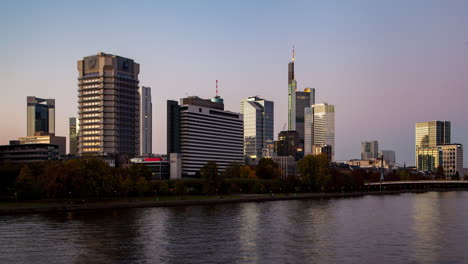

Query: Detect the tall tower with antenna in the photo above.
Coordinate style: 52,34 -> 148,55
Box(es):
288,46 -> 297,131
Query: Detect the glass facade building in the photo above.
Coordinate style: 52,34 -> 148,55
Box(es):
241,96 -> 274,158
69,117 -> 78,155
311,103 -> 335,161
140,86 -> 152,155
27,96 -> 55,136
361,140 -> 379,160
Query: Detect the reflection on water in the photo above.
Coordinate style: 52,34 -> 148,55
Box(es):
1,192 -> 468,264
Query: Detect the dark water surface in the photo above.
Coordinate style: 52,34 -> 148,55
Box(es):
1,192 -> 468,264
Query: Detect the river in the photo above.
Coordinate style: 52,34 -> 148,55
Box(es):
1,191 -> 468,264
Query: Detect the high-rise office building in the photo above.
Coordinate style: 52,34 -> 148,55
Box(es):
310,103 -> 335,161
241,96 -> 274,158
140,86 -> 152,155
361,140 -> 379,160
77,52 -> 140,157
415,121 -> 451,171
167,96 -> 243,177
69,117 -> 78,155
415,121 -> 451,149
288,47 -> 297,131
275,131 -> 299,158
295,88 -> 315,148
27,96 -> 55,136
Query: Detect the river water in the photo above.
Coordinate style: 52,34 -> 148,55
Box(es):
1,191 -> 468,264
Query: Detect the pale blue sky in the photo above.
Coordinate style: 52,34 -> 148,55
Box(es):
1,0 -> 467,165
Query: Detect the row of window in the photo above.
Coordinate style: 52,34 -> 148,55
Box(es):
82,118 -> 100,124
82,124 -> 100,129
82,78 -> 100,83
82,90 -> 100,95
82,102 -> 100,106
82,113 -> 101,118
82,136 -> 101,141
82,147 -> 100,152
82,107 -> 101,112
83,142 -> 100,146
82,130 -> 100,135
82,96 -> 100,101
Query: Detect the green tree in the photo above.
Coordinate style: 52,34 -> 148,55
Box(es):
298,154 -> 330,189
174,180 -> 186,195
135,176 -> 150,196
256,158 -> 279,179
16,164 -> 41,199
200,161 -> 221,194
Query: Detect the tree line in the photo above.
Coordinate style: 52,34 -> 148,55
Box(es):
0,154 -> 423,201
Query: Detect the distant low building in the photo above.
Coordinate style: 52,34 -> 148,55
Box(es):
130,157 -> 170,180
346,158 -> 393,170
0,143 -> 60,163
18,132 -> 66,156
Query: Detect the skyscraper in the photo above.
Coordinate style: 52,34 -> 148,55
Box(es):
241,96 -> 274,158
27,96 -> 55,136
361,140 -> 379,160
295,88 -> 315,149
415,121 -> 451,148
140,86 -> 152,155
69,117 -> 78,155
288,47 -> 297,131
77,52 -> 140,157
311,103 -> 335,161
167,96 -> 243,177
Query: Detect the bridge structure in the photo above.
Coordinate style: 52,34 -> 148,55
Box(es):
364,181 -> 468,191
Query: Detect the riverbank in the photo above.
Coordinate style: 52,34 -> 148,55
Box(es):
2,188 -> 468,215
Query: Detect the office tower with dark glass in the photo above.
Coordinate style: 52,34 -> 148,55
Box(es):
241,96 -> 274,159
167,96 -> 243,177
295,88 -> 315,149
77,52 -> 140,157
27,96 -> 55,136
69,117 -> 78,155
140,86 -> 152,155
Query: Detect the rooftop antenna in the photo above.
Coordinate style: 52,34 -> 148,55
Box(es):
292,45 -> 295,61
216,80 -> 219,97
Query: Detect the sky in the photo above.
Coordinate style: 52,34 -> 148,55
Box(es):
1,0 -> 467,166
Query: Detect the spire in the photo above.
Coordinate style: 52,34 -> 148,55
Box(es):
292,45 -> 295,61
216,80 -> 218,97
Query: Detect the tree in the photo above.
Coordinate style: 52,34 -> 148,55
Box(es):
200,161 -> 221,194
240,166 -> 256,178
435,166 -> 445,180
16,164 -> 41,199
298,154 -> 330,189
222,162 -> 242,178
256,158 -> 279,179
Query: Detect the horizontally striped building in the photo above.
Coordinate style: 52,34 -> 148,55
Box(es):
167,96 -> 243,177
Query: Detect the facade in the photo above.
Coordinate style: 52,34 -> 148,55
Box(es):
167,96 -> 244,177
69,117 -> 78,155
0,143 -> 60,163
415,121 -> 451,149
140,86 -> 152,155
416,147 -> 442,173
295,88 -> 315,153
311,103 -> 335,161
27,96 -> 55,136
274,131 -> 299,158
167,100 -> 181,155
77,52 -> 140,158
439,144 -> 463,179
346,158 -> 393,170
361,140 -> 379,160
241,96 -> 274,158
18,133 -> 66,156
379,150 -> 396,166
312,144 -> 333,161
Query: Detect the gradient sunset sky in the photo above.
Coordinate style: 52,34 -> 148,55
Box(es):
1,0 -> 467,166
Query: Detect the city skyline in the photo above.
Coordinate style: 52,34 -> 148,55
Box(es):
1,0 -> 467,165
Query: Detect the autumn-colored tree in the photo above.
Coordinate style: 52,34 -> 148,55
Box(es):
240,166 -> 257,178
16,164 -> 41,199
298,154 -> 330,190
222,162 -> 242,178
